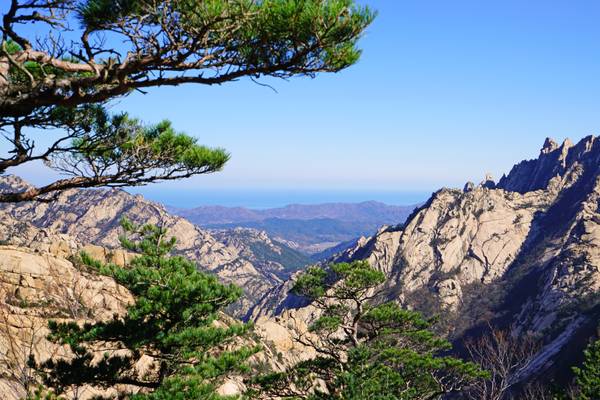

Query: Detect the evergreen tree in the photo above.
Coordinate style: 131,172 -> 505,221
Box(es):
0,0 -> 374,202
30,218 -> 257,399
573,339 -> 600,400
250,261 -> 485,399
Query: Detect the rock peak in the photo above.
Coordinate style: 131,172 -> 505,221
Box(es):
0,174 -> 33,193
498,135 -> 600,193
562,138 -> 573,148
541,137 -> 559,154
479,173 -> 496,189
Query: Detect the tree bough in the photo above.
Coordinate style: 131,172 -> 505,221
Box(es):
0,0 -> 374,201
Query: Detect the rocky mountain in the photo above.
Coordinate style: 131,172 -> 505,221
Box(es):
206,217 -> 381,254
171,201 -> 417,254
0,176 -> 311,317
2,135 -> 599,394
0,244 -> 316,400
250,136 -> 600,386
0,245 -> 133,400
209,228 -> 311,280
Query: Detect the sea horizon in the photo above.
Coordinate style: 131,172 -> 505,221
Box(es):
125,187 -> 433,210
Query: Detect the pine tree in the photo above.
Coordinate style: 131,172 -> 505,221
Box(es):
30,218 -> 257,399
250,261 -> 485,399
573,339 -> 600,400
0,0 -> 374,202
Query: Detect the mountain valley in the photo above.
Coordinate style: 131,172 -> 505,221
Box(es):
250,136 -> 600,389
0,136 -> 599,398
0,176 -> 312,317
170,201 -> 417,254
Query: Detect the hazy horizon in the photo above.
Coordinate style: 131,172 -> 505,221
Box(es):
127,187 -> 431,210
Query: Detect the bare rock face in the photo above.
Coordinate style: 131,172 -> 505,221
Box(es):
251,136 -> 600,384
463,181 -> 475,192
0,245 -> 312,399
496,137 -> 578,193
391,187 -> 550,291
2,135 -> 599,390
209,227 -> 311,281
0,245 -> 133,400
0,182 -> 300,317
253,311 -> 319,369
367,136 -> 600,380
251,185 -> 551,319
434,278 -> 463,310
479,173 -> 496,189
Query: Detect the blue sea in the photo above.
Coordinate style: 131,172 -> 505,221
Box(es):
125,187 -> 433,209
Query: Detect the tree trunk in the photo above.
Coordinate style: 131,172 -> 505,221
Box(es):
0,57 -> 9,86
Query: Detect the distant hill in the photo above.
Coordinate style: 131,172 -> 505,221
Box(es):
169,201 -> 416,224
170,201 -> 419,254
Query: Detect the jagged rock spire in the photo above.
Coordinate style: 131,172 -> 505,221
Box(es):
541,137 -> 559,154
497,135 -> 598,193
480,173 -> 496,189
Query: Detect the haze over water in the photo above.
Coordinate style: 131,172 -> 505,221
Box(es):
126,187 -> 431,209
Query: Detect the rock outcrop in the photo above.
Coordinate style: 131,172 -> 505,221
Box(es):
0,179 -> 308,316
0,244 -> 318,399
209,227 -> 311,280
0,245 -> 133,400
2,135 -> 600,390
251,136 -> 600,384
496,136 -> 578,193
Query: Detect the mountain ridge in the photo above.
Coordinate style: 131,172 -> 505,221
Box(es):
2,135 -> 600,395
249,135 -> 600,387
169,200 -> 418,223
171,201 -> 418,254
0,176 -> 311,317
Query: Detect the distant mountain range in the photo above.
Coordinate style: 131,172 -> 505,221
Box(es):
169,201 -> 419,254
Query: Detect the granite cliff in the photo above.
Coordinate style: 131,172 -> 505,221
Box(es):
0,244 -> 318,399
251,136 -> 600,385
0,177 -> 309,316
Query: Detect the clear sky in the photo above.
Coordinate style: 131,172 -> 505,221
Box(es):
7,0 -> 600,207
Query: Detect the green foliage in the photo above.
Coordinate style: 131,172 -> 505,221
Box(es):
2,39 -> 94,87
251,261 -> 484,399
77,0 -> 375,73
78,0 -> 143,27
31,219 -> 256,398
294,260 -> 385,301
3,39 -> 22,55
2,0 -> 374,200
57,105 -> 229,179
573,339 -> 600,400
25,386 -> 64,400
0,102 -> 229,202
293,264 -> 330,299
333,304 -> 484,400
73,116 -> 229,171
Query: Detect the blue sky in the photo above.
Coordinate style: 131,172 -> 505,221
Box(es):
6,0 -> 600,207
